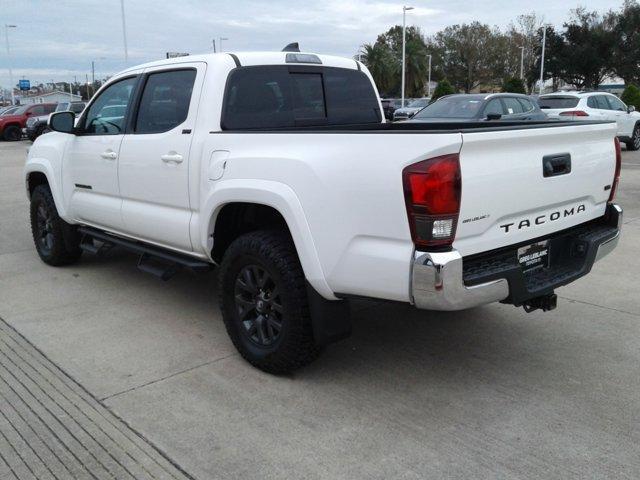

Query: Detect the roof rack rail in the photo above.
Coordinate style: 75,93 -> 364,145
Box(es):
282,42 -> 300,52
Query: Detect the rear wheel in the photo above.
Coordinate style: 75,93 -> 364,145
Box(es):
3,125 -> 21,141
626,125 -> 640,151
219,230 -> 321,374
30,185 -> 82,266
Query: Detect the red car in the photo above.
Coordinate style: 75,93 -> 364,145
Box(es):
0,103 -> 56,141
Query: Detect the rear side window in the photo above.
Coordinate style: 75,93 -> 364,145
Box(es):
135,69 -> 196,134
502,97 -> 524,114
517,98 -> 534,112
538,97 -> 579,109
222,66 -> 380,130
594,96 -> 610,109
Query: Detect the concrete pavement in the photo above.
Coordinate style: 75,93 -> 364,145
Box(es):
1,140 -> 639,479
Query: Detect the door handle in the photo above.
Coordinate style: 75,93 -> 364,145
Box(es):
100,150 -> 117,160
161,153 -> 184,164
543,153 -> 571,177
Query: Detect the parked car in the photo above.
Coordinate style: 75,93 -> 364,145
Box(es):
25,101 -> 85,141
411,93 -> 547,123
539,92 -> 640,150
380,98 -> 403,120
26,49 -> 621,373
0,103 -> 56,141
393,97 -> 431,121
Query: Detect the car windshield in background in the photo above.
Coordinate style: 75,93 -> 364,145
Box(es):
408,98 -> 428,108
413,97 -> 483,119
538,97 -> 580,109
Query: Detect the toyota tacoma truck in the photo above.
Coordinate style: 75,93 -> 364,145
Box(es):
24,47 -> 623,373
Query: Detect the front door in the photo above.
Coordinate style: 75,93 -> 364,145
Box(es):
605,95 -> 635,138
63,76 -> 139,231
117,64 -> 204,252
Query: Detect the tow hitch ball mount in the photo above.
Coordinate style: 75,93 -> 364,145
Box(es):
522,293 -> 558,313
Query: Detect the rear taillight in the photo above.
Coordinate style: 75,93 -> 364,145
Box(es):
403,153 -> 461,248
559,110 -> 589,117
609,137 -> 622,202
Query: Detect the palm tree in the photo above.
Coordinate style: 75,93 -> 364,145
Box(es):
404,37 -> 428,97
361,43 -> 396,96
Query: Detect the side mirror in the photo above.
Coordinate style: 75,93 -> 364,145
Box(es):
486,112 -> 502,120
628,105 -> 636,113
49,111 -> 76,134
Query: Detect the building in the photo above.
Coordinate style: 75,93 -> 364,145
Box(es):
17,90 -> 82,105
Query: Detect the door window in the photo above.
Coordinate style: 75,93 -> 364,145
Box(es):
502,97 -> 524,115
517,98 -> 534,113
483,99 -> 504,117
30,106 -> 45,116
605,95 -> 626,111
82,77 -> 137,135
134,69 -> 197,134
593,96 -> 610,109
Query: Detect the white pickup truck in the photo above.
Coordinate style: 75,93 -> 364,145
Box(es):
25,48 -> 623,373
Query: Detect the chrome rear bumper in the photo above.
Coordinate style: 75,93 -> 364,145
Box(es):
411,204 -> 622,311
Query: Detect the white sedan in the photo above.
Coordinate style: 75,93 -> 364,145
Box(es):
539,92 -> 640,150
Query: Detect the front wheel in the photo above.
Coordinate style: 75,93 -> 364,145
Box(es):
219,230 -> 321,374
30,185 -> 82,266
626,125 -> 640,151
3,125 -> 21,141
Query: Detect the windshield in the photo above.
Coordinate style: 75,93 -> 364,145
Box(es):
12,105 -> 30,115
538,97 -> 579,109
408,98 -> 429,108
0,106 -> 19,116
414,97 -> 483,119
55,103 -> 70,112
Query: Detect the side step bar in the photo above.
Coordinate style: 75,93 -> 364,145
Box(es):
78,227 -> 212,280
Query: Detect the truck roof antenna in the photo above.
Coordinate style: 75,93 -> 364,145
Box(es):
282,42 -> 300,52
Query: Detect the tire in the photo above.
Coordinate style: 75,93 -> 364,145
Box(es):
29,185 -> 82,266
3,125 -> 21,141
625,124 -> 640,151
31,124 -> 47,141
219,230 -> 321,374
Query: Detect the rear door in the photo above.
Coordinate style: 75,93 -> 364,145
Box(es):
117,63 -> 204,251
454,123 -> 617,257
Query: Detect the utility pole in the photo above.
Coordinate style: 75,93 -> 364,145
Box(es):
427,54 -> 432,97
212,39 -> 216,53
401,6 -> 414,107
4,24 -> 17,105
120,0 -> 129,63
519,46 -> 525,80
91,61 -> 95,86
539,25 -> 551,95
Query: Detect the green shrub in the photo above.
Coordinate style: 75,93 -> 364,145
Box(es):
431,79 -> 456,101
621,84 -> 640,110
501,77 -> 526,94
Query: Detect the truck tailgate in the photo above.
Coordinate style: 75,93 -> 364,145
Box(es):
454,122 -> 617,257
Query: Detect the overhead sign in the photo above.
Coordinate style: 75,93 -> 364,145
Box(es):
166,52 -> 189,59
18,79 -> 30,91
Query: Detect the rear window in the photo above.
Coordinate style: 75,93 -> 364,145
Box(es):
221,66 -> 380,130
414,97 -> 484,119
538,97 -> 579,109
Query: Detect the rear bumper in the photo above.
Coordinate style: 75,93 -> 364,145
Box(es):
411,203 -> 622,311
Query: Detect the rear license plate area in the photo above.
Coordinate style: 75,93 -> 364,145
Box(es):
517,240 -> 550,274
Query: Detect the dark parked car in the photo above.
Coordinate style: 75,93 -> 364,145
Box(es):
25,101 -> 86,141
393,97 -> 431,121
410,93 -> 547,123
380,98 -> 404,120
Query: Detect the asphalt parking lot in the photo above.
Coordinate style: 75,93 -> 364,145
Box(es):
1,139 -> 639,479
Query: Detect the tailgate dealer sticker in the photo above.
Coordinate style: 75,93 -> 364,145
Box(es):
517,241 -> 550,273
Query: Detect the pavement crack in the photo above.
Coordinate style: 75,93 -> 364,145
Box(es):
559,295 -> 640,318
100,354 -> 236,402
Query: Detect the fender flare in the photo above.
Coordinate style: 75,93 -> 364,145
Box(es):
24,161 -> 69,219
201,179 -> 336,300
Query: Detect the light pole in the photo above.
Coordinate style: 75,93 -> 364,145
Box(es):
120,0 -> 129,63
519,46 -> 525,80
401,6 -> 414,107
427,54 -> 432,97
219,37 -> 228,52
4,24 -> 17,105
212,39 -> 216,53
539,24 -> 551,95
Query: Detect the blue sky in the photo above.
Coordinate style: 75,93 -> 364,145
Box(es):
0,0 -> 623,88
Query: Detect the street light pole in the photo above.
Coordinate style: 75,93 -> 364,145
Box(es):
427,54 -> 432,97
219,37 -> 228,52
4,24 -> 17,105
401,6 -> 414,107
539,25 -> 550,95
212,39 -> 216,53
519,46 -> 525,80
120,0 -> 129,63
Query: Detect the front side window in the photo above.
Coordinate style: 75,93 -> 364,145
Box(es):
483,99 -> 504,117
517,98 -> 534,112
44,104 -> 56,114
83,77 -> 137,135
135,69 -> 196,134
30,106 -> 45,116
605,95 -> 626,111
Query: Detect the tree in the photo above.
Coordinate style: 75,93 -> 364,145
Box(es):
608,1 -> 640,85
621,84 -> 640,109
433,22 -> 499,93
502,78 -> 526,93
361,43 -> 395,96
431,79 -> 455,100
